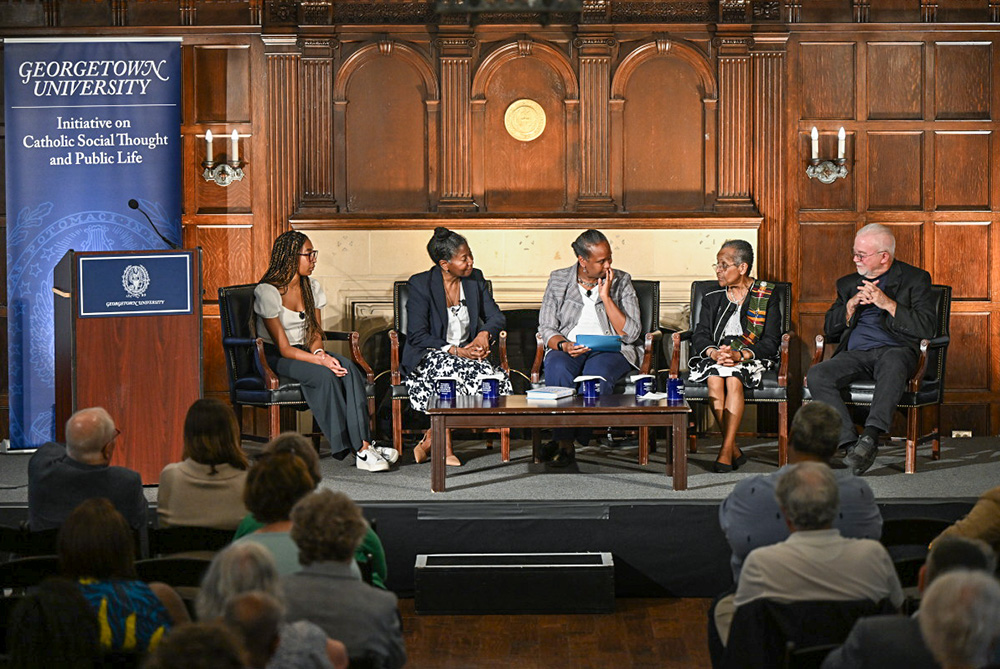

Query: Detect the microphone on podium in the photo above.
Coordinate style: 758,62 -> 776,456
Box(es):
128,199 -> 179,250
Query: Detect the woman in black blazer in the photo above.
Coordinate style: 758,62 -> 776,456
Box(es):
402,227 -> 510,466
688,240 -> 782,472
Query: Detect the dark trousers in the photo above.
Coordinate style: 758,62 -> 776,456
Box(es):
806,346 -> 918,446
266,345 -> 371,457
544,349 -> 633,442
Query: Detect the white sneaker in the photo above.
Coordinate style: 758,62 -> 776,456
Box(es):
356,447 -> 389,472
372,443 -> 399,465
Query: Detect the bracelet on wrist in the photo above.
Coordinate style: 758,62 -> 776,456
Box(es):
313,348 -> 324,355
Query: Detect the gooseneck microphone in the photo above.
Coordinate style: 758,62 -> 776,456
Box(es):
128,199 -> 179,250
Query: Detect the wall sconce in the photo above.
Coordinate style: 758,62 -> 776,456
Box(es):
202,129 -> 245,187
806,126 -> 848,184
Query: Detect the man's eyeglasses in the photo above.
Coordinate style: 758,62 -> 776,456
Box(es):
299,250 -> 319,260
852,250 -> 887,260
105,428 -> 121,448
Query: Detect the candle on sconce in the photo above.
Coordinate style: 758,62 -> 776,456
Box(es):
810,127 -> 819,161
837,127 -> 846,160
230,130 -> 239,163
205,129 -> 214,164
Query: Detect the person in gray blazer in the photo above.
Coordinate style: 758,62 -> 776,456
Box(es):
282,490 -> 406,669
537,229 -> 643,466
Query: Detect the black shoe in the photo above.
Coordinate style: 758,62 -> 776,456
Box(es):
549,449 -> 576,468
733,451 -> 748,470
713,459 -> 734,473
538,440 -> 560,462
845,435 -> 878,475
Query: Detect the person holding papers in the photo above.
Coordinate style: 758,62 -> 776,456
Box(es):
688,240 -> 782,472
537,229 -> 643,467
402,227 -> 510,467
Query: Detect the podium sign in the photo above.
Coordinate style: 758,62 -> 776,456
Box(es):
55,249 -> 202,483
78,254 -> 193,318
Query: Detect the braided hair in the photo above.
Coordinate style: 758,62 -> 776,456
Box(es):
257,231 -> 321,346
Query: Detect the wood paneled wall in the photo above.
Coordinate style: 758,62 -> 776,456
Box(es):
3,0 -> 1000,436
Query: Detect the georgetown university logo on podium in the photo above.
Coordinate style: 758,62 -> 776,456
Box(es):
122,264 -> 150,298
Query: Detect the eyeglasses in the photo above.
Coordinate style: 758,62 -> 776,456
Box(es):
712,262 -> 741,272
852,250 -> 887,260
298,250 -> 319,260
105,428 -> 121,448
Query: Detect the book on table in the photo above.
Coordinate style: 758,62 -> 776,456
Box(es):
525,386 -> 575,400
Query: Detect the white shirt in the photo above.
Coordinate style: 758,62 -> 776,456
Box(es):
567,284 -> 604,342
253,279 -> 328,346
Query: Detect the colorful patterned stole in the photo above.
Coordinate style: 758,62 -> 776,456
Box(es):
729,280 -> 774,352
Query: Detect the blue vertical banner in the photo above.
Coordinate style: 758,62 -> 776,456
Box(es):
5,38 -> 182,449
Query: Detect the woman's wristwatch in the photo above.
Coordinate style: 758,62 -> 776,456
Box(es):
558,340 -> 568,353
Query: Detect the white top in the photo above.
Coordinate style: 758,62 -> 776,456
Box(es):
442,284 -> 469,350
734,529 -> 903,609
722,306 -> 743,338
567,284 -> 604,342
254,279 -> 328,346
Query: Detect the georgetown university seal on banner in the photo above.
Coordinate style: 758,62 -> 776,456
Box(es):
122,264 -> 150,298
504,99 -> 546,142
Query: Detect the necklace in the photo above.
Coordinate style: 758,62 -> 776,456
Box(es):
728,282 -> 752,303
577,275 -> 598,298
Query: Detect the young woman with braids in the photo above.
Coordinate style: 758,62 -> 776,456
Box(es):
254,231 -> 398,472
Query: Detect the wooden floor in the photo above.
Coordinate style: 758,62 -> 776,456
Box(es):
400,597 -> 712,668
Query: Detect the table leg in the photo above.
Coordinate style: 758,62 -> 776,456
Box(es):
532,428 -> 541,464
430,416 -> 447,493
638,426 -> 649,465
672,414 -> 688,491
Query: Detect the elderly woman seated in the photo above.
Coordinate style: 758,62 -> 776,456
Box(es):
688,240 -> 782,472
282,490 -> 406,669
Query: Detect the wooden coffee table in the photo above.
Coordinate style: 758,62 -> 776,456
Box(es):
425,394 -> 691,492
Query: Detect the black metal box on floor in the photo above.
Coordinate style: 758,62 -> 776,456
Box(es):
414,552 -> 614,614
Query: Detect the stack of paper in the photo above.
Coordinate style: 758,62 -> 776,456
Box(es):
525,386 -> 575,400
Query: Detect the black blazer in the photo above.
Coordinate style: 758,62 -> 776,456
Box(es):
401,267 -> 505,377
689,280 -> 782,364
823,259 -> 936,355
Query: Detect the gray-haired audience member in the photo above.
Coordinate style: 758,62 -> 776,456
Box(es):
719,402 -> 882,581
919,570 -> 1000,669
224,592 -> 283,669
197,542 -> 348,669
822,536 -> 997,669
715,462 -> 902,645
27,407 -> 147,531
282,490 -> 407,669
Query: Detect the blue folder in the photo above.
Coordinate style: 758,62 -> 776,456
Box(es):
575,334 -> 621,353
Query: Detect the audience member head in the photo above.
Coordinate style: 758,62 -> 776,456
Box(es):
182,399 -> 248,473
923,536 -> 997,590
7,577 -> 100,669
775,461 -> 839,532
262,432 -> 322,486
571,229 -> 609,261
143,622 -> 246,669
788,402 -> 841,462
426,227 -> 469,266
918,570 -> 1000,669
719,239 -> 755,275
223,592 -> 283,669
290,489 -> 367,566
58,497 -> 135,580
196,542 -> 283,621
65,407 -> 117,465
243,452 -> 314,525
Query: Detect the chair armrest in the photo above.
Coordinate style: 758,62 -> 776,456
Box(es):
927,335 -> 950,349
389,330 -> 402,386
498,331 -> 509,372
251,338 -> 280,390
324,330 -> 374,386
907,339 -> 931,392
530,333 -> 545,385
221,336 -> 258,349
777,331 -> 794,387
669,330 -> 692,379
810,334 -> 826,366
639,329 -> 662,375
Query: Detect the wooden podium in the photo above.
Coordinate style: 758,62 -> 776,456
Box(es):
53,249 -> 203,484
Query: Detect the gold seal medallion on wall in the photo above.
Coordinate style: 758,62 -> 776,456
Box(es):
504,99 -> 546,142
